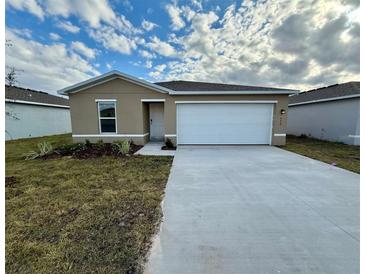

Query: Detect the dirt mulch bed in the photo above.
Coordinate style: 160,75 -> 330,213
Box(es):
44,143 -> 143,160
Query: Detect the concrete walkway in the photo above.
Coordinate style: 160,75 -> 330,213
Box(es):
134,142 -> 175,156
145,146 -> 359,274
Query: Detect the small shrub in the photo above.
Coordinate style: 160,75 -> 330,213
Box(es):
85,139 -> 92,147
24,141 -> 53,160
95,139 -> 105,149
113,140 -> 131,155
165,138 -> 174,148
298,134 -> 308,139
55,143 -> 87,155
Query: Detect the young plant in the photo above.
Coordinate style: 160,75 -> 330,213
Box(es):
113,140 -> 131,155
165,138 -> 174,148
55,143 -> 87,155
24,141 -> 53,160
85,139 -> 92,147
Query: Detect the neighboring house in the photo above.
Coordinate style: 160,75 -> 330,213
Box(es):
58,70 -> 298,146
288,82 -> 360,145
5,85 -> 71,140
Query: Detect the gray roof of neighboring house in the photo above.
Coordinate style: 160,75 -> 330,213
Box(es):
155,80 -> 296,92
289,81 -> 360,105
6,85 -> 69,107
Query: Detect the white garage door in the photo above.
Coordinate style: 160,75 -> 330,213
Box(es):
177,103 -> 274,144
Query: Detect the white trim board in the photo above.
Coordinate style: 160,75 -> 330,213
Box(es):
175,100 -> 278,104
141,99 -> 166,102
274,133 -> 286,137
5,99 -> 69,109
73,133 -> 149,138
348,135 -> 360,138
165,134 -> 176,137
270,105 -> 274,145
95,99 -> 117,102
288,94 -> 360,106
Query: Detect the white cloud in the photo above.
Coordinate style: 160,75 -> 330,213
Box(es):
5,28 -> 99,94
138,49 -> 156,59
7,0 -> 119,28
190,0 -> 203,10
43,0 -> 116,28
159,0 -> 359,90
8,27 -> 32,39
156,64 -> 167,72
148,64 -> 167,79
7,0 -> 144,57
146,36 -> 177,57
56,21 -> 80,33
181,6 -> 196,21
6,0 -> 44,19
166,4 -> 185,30
88,26 -> 137,55
141,19 -> 158,31
71,41 -> 97,59
49,32 -> 61,41
115,15 -> 142,35
145,60 -> 153,68
121,0 -> 133,12
106,63 -> 112,70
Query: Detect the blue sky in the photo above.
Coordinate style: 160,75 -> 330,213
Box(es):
5,0 -> 360,95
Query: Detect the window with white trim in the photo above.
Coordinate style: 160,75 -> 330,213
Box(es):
98,101 -> 117,133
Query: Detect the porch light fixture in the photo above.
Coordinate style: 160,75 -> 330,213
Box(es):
280,109 -> 286,115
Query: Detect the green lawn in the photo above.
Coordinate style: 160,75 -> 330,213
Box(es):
6,134 -> 173,273
280,135 -> 360,173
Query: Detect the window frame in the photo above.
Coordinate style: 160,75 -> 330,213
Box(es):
96,99 -> 117,134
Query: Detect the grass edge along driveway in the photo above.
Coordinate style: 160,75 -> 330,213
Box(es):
280,135 -> 359,174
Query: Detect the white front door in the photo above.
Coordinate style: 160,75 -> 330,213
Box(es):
150,103 -> 164,141
177,103 -> 273,144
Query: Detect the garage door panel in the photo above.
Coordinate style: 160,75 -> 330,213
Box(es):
177,103 -> 273,144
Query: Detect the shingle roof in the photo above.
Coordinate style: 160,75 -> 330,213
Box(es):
289,82 -> 360,105
6,85 -> 69,107
155,80 -> 296,92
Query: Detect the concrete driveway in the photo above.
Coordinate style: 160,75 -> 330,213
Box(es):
145,146 -> 359,274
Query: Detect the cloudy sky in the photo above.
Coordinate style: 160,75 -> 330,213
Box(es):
5,0 -> 360,95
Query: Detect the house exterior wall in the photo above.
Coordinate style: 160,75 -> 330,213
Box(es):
5,102 -> 71,140
287,98 -> 360,145
69,78 -> 289,145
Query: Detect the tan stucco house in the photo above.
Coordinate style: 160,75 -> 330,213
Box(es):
58,70 -> 298,146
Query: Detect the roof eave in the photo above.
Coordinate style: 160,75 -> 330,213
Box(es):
169,90 -> 299,95
5,99 -> 69,108
57,70 -> 172,95
288,94 -> 360,106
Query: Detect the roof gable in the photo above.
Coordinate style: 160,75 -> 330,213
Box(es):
58,70 -> 171,95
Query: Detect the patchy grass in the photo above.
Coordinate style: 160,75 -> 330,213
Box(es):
6,134 -> 173,273
280,135 -> 359,173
